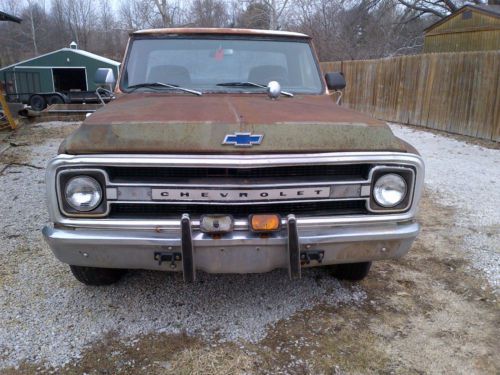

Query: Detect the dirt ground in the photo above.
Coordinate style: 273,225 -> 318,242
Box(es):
1,123 -> 498,374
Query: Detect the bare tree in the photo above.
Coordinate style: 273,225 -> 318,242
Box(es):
153,0 -> 170,26
292,0 -> 342,60
263,0 -> 290,29
291,0 -> 429,61
152,0 -> 184,27
48,0 -> 97,50
0,0 -> 23,66
9,0 -> 47,56
51,0 -> 70,44
237,2 -> 271,29
119,0 -> 184,30
236,0 -> 290,29
189,0 -> 229,27
119,0 -> 158,30
100,0 -> 114,31
96,0 -> 127,60
24,0 -> 42,54
67,0 -> 97,49
394,0 -> 483,19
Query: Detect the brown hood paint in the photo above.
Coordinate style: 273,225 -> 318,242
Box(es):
61,93 -> 408,155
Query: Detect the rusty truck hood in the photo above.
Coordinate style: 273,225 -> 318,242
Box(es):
61,93 -> 407,154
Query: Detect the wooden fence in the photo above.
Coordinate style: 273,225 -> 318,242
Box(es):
320,51 -> 500,141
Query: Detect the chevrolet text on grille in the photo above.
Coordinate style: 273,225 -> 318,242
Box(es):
151,187 -> 330,201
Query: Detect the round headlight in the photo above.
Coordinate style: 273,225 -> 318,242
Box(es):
64,176 -> 102,212
373,173 -> 407,208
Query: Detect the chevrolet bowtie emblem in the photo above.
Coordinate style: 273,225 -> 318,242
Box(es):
222,132 -> 263,147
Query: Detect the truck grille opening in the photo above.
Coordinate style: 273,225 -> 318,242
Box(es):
109,200 -> 367,219
106,164 -> 371,183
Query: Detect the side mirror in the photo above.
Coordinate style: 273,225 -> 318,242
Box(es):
94,68 -> 116,86
325,72 -> 346,91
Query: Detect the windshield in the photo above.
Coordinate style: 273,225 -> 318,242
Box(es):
122,37 -> 324,94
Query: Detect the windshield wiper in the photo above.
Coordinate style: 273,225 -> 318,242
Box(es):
128,82 -> 202,96
216,82 -> 293,97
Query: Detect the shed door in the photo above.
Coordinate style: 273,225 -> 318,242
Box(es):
52,68 -> 87,92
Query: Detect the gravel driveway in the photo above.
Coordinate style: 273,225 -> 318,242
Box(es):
0,122 -> 498,374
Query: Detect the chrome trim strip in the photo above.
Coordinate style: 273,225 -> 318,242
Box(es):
104,180 -> 370,188
45,152 -> 424,228
109,197 -> 368,205
43,221 -> 420,247
48,152 -> 423,166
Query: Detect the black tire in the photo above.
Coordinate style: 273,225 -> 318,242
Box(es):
331,262 -> 372,281
29,94 -> 46,111
69,265 -> 126,286
46,95 -> 64,106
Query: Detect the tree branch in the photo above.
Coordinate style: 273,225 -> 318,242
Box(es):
395,0 -> 448,18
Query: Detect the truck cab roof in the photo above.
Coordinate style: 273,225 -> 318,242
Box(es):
132,27 -> 310,39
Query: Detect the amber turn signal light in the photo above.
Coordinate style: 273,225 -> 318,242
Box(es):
249,214 -> 281,232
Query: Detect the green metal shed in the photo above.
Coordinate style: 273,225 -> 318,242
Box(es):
0,43 -> 120,97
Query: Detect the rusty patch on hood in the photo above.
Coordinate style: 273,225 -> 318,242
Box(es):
62,94 -> 408,155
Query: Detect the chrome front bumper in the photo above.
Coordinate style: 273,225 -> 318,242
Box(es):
43,216 -> 420,281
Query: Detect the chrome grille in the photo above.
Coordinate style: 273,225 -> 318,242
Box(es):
105,164 -> 371,182
103,164 -> 372,218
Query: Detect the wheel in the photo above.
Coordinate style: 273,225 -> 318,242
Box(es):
46,95 -> 64,106
29,94 -> 46,111
69,265 -> 126,286
331,262 -> 372,281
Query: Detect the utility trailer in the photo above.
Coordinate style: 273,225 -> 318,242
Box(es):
2,70 -> 113,111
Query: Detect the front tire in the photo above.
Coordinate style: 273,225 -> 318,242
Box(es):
331,262 -> 372,281
69,265 -> 126,286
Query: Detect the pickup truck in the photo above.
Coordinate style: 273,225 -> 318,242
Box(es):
42,28 -> 424,285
